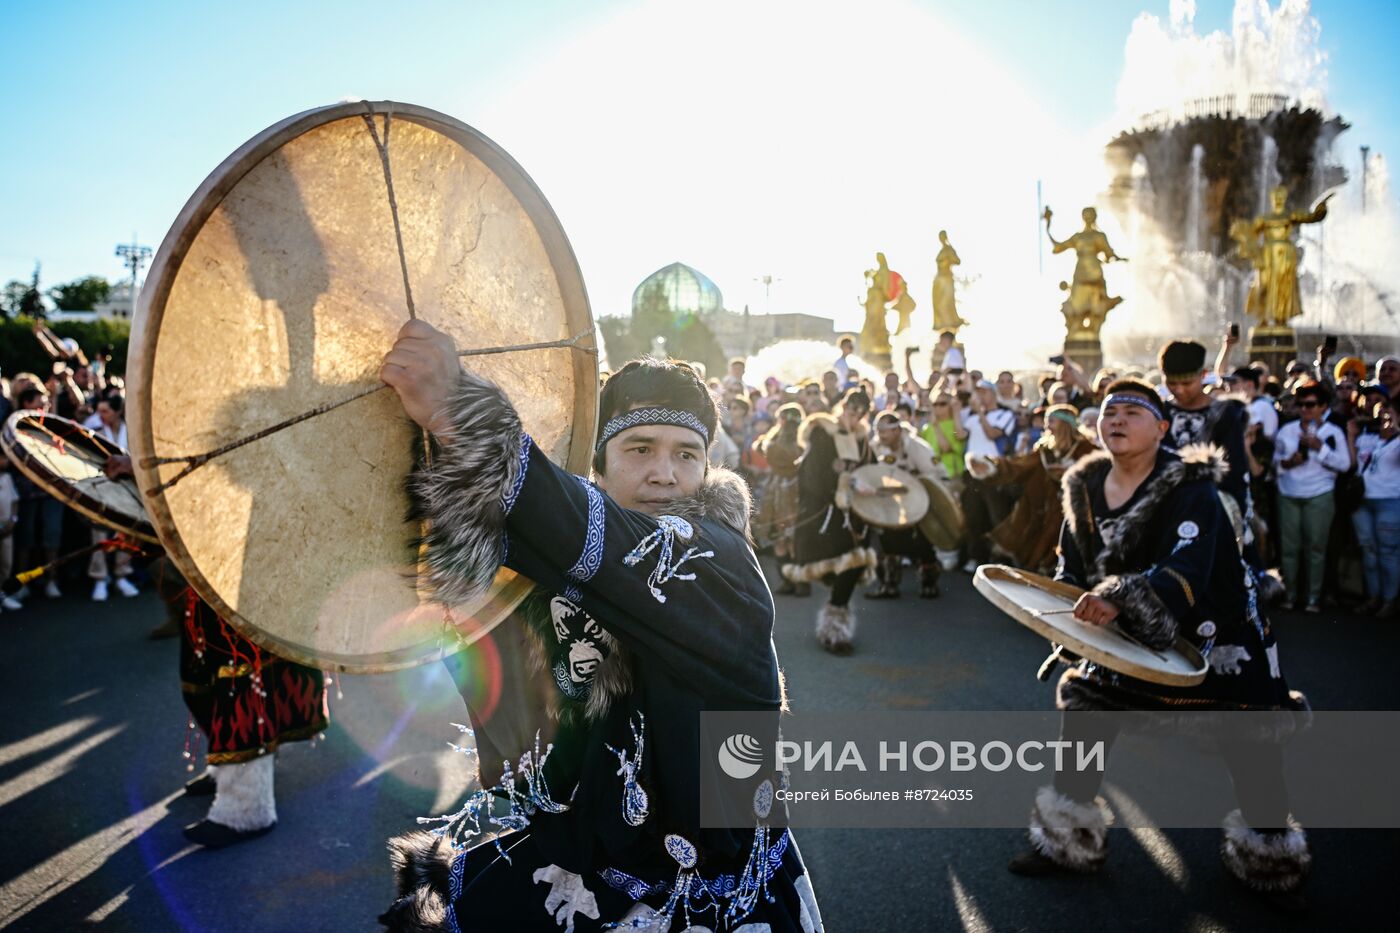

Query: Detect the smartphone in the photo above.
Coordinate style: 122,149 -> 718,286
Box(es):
1229,323 -> 1240,339
1324,334 -> 1338,353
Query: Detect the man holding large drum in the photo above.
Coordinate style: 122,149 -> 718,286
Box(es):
379,322 -> 822,932
1005,378 -> 1312,912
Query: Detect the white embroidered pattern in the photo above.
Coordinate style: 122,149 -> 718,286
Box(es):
623,515 -> 715,603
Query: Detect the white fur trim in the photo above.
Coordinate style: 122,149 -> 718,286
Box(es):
1220,809 -> 1311,892
1027,785 -> 1113,871
782,547 -> 878,584
815,603 -> 857,653
206,755 -> 276,831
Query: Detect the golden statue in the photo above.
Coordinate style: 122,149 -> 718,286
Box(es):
1229,218 -> 1266,323
860,252 -> 914,356
1042,206 -> 1126,339
1241,186 -> 1332,326
860,263 -> 892,359
931,230 -> 968,331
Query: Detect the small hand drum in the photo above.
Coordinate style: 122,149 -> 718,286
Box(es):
973,564 -> 1206,686
1,411 -> 159,544
849,463 -> 929,529
916,474 -> 964,550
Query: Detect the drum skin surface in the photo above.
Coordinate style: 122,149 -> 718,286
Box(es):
849,463 -> 929,529
129,102 -> 596,673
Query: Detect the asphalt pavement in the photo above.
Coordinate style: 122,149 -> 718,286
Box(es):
0,560 -> 1395,932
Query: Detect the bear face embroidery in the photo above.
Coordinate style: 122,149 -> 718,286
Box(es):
549,596 -> 608,699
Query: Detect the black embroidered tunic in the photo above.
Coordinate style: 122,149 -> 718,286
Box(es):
1053,445 -> 1299,712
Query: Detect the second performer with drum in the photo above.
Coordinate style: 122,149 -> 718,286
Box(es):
1007,378 -> 1312,911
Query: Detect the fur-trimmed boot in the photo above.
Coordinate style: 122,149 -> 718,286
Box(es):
866,556 -> 901,599
919,563 -> 940,599
184,755 -> 277,848
1220,810 -> 1310,910
1009,785 -> 1113,875
816,603 -> 856,655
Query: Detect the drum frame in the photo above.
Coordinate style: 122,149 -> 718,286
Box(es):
974,564 -> 1207,687
128,101 -> 597,672
2,411 -> 160,544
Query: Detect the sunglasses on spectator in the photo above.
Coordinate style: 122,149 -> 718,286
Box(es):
1297,400 -> 1323,408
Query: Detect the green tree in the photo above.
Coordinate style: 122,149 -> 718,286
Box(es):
16,265 -> 46,319
1,280 -> 28,318
48,275 -> 112,311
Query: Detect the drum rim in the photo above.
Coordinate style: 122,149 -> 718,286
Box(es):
915,473 -> 964,545
128,100 -> 597,673
973,564 -> 1207,687
1,411 -> 160,544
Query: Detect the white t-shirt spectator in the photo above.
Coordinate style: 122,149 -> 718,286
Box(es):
1248,396 -> 1279,440
1355,431 -> 1400,499
833,355 -> 852,383
95,420 -> 129,450
875,389 -> 915,411
963,407 -> 1015,459
1273,420 -> 1350,499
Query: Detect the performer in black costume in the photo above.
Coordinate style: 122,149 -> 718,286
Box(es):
378,322 -> 822,932
780,389 -> 878,654
1007,379 -> 1312,912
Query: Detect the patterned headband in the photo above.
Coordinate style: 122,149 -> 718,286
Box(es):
595,407 -> 711,452
1101,392 -> 1165,420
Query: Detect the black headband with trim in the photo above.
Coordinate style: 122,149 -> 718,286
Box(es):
595,407 -> 710,452
1101,392 -> 1165,420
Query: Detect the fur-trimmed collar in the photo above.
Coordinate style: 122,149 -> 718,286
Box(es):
1061,443 -> 1228,584
663,465 -> 753,540
798,411 -> 842,446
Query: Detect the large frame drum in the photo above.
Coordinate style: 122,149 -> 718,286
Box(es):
130,101 -> 597,673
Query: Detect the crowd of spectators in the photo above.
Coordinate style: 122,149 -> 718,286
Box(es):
700,331 -> 1400,619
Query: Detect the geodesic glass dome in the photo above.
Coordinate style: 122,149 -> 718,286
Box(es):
632,262 -> 724,316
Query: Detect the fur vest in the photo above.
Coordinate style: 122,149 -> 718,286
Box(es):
1061,442 -> 1227,589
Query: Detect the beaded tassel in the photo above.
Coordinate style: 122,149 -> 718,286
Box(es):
418,727 -> 570,864
725,780 -> 777,927
604,834 -> 720,931
605,713 -> 649,827
623,516 -> 714,603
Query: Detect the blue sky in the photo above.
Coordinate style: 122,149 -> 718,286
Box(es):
2,0 -> 1396,331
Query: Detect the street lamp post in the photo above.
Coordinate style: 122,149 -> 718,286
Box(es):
115,238 -> 152,319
